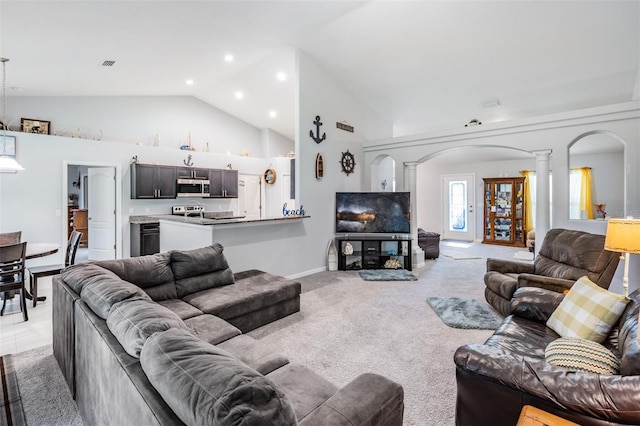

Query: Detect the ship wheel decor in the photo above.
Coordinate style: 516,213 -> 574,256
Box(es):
340,150 -> 356,176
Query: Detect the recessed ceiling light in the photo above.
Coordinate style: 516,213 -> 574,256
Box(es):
224,54 -> 234,62
276,71 -> 287,82
269,110 -> 277,118
235,91 -> 244,100
185,79 -> 194,85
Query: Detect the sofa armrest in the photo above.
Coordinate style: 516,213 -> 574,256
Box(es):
454,344 -> 640,424
486,258 -> 535,275
517,274 -> 575,293
299,373 -> 404,426
510,287 -> 565,322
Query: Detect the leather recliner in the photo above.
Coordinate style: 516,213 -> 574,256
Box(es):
455,287 -> 640,426
484,228 -> 620,316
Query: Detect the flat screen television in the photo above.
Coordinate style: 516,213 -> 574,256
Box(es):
335,192 -> 411,234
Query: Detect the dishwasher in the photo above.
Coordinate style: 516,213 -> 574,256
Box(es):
130,222 -> 160,256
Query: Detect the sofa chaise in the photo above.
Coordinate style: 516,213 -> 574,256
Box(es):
52,244 -> 404,425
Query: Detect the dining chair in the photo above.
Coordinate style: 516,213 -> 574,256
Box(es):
0,242 -> 28,321
0,231 -> 21,245
28,231 -> 82,307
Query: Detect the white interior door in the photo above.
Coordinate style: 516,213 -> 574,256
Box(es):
88,167 -> 116,260
238,174 -> 262,220
442,174 -> 475,241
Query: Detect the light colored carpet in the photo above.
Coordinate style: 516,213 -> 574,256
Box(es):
12,345 -> 82,425
249,242 -> 519,425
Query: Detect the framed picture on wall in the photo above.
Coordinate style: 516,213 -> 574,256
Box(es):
0,135 -> 16,158
21,118 -> 51,135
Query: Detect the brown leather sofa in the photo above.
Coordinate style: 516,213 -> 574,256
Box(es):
455,286 -> 640,426
484,228 -> 620,315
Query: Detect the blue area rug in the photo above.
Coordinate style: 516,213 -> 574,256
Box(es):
426,297 -> 503,330
359,269 -> 417,281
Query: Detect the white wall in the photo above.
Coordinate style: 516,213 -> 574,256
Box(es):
295,50 -> 394,274
7,96 -> 266,156
0,131 -> 294,269
570,151 -> 624,218
365,101 -> 640,293
417,157 -> 536,238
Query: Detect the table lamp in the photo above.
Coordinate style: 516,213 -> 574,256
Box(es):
604,217 -> 640,297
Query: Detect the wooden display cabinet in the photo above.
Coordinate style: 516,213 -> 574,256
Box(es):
482,177 -> 526,247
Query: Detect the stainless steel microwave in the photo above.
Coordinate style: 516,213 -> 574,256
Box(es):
176,178 -> 210,198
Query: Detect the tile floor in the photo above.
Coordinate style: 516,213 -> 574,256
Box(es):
0,248 -> 89,356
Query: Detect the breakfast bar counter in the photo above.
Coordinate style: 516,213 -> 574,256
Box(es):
129,214 -> 310,276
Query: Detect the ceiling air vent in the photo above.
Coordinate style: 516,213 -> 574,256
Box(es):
101,60 -> 116,67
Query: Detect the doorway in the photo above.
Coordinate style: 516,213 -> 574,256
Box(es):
63,161 -> 122,262
442,174 -> 475,241
238,174 -> 263,220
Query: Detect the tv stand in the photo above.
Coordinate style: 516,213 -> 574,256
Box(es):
336,236 -> 412,271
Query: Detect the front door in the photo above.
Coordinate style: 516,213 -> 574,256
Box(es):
442,174 -> 475,241
88,167 -> 116,260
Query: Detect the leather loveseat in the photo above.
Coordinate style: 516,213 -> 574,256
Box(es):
52,244 -> 404,425
484,228 -> 620,315
454,286 -> 640,426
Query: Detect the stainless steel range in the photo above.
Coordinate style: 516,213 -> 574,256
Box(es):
172,204 -> 205,216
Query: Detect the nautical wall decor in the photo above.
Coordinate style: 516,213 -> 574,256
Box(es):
310,115 -> 326,144
315,153 -> 324,180
340,150 -> 355,176
336,121 -> 354,133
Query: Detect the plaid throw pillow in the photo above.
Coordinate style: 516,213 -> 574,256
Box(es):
545,337 -> 620,375
546,276 -> 629,343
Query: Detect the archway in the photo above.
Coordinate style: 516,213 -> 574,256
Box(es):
370,154 -> 396,192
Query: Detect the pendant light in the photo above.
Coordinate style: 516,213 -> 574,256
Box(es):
0,57 -> 24,172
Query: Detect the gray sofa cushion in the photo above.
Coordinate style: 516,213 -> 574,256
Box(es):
157,298 -> 203,320
218,335 -> 289,375
61,263 -> 121,295
170,244 -> 235,297
80,275 -> 151,320
107,298 -> 187,358
183,314 -> 241,345
183,270 -> 301,320
94,253 -> 177,300
140,328 -> 297,426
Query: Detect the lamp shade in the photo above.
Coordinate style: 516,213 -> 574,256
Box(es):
0,154 -> 24,171
604,218 -> 640,254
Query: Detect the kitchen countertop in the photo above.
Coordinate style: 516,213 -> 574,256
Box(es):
130,214 -> 309,226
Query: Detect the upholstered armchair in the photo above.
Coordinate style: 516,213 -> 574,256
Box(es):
484,228 -> 621,316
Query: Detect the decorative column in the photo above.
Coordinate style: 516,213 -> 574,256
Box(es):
533,150 -> 552,254
404,161 -> 425,268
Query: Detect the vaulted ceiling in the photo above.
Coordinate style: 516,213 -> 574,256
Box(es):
1,1 -> 638,141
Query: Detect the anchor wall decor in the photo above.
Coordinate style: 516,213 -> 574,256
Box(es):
309,115 -> 326,144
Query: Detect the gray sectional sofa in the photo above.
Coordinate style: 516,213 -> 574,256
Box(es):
52,244 -> 404,425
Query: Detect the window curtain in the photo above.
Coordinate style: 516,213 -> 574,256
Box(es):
519,170 -> 534,232
577,167 -> 594,219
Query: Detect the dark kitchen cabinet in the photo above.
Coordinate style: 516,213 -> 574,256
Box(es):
208,169 -> 238,198
130,222 -> 160,256
131,164 -> 177,199
177,167 -> 209,180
